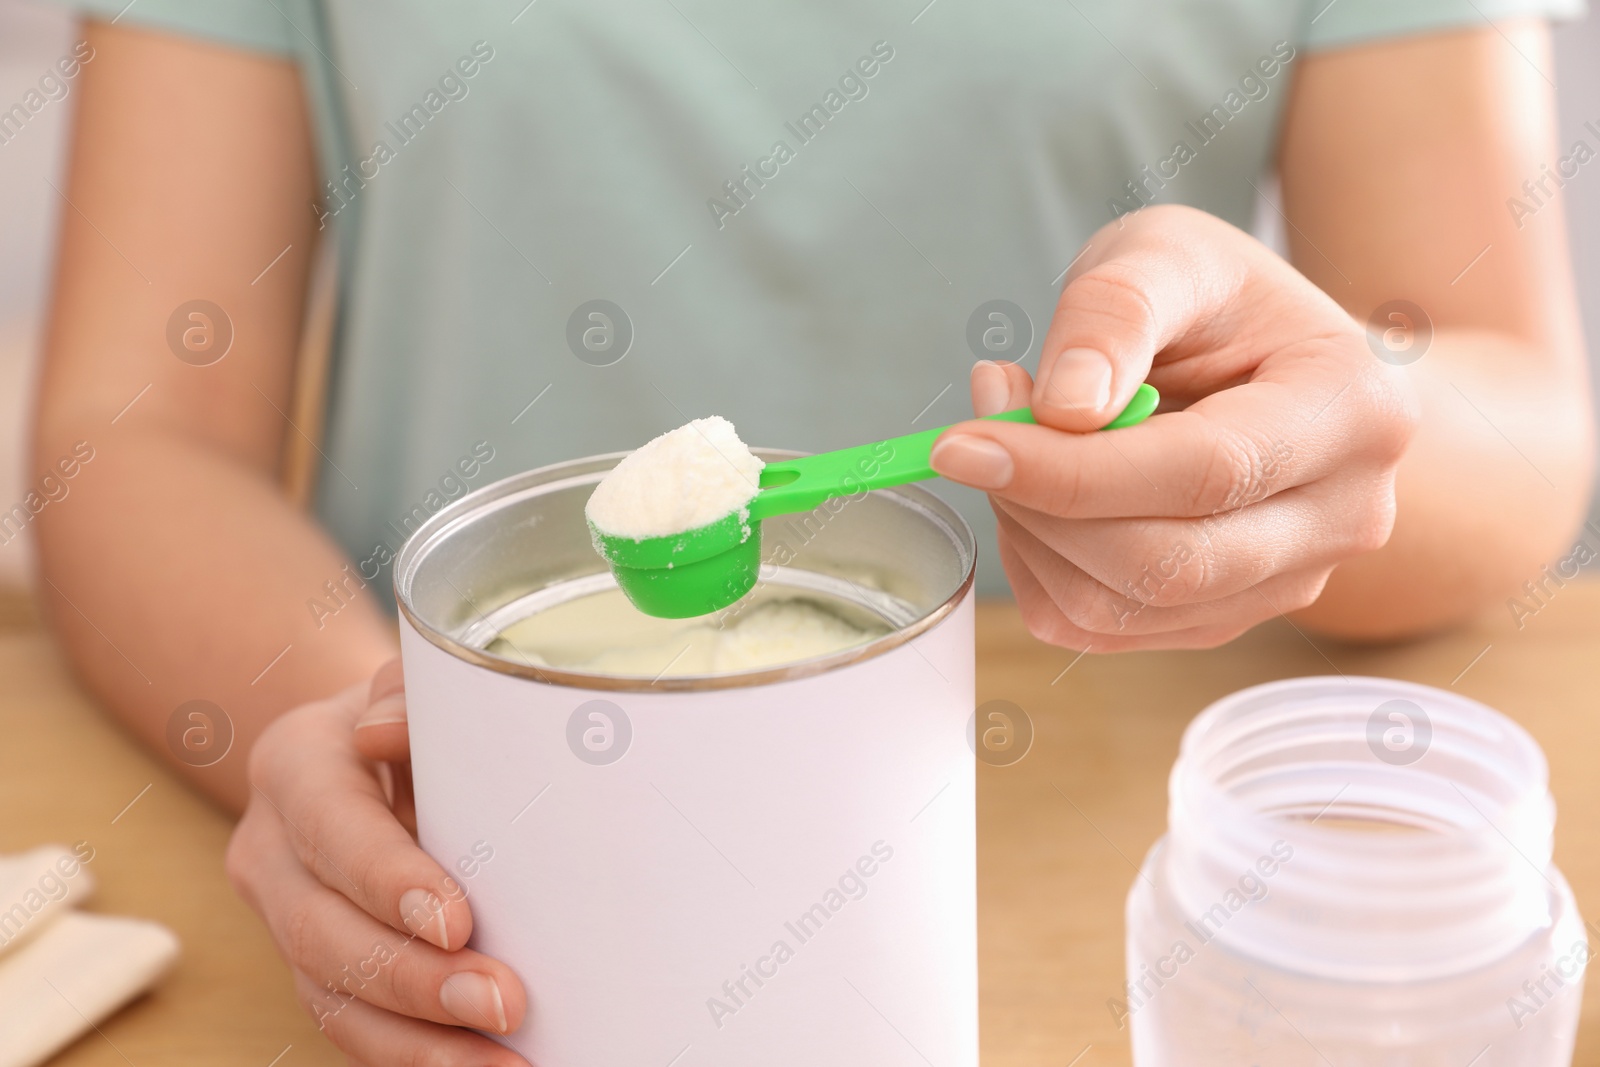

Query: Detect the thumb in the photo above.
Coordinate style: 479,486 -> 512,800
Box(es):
1034,234 -> 1209,431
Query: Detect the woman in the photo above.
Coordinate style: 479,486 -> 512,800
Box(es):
30,0 -> 1591,1062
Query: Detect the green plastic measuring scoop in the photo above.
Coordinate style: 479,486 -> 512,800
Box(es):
590,382 -> 1160,618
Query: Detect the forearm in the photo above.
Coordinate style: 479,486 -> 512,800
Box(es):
1295,328 -> 1594,639
23,19 -> 381,811
33,425 -> 395,813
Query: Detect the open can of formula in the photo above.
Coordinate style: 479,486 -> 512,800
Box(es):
394,450 -> 979,1067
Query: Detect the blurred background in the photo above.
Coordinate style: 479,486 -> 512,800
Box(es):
3,0 -> 1599,595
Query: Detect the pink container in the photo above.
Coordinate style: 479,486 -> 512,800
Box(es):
395,451 -> 979,1067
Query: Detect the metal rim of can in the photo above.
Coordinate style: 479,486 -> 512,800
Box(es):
394,450 -> 976,692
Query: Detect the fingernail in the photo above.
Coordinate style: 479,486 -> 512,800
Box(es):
440,971 -> 508,1033
400,887 -> 450,950
971,360 -> 1010,418
930,435 -> 1014,490
357,693 -> 407,729
1039,347 -> 1112,414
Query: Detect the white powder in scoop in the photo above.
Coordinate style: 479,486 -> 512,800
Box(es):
586,416 -> 764,539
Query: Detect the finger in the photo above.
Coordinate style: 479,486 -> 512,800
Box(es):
996,523 -> 1249,651
971,360 -> 1032,418
354,690 -> 409,764
996,507 -> 1332,636
389,763 -> 418,837
356,659 -> 415,830
994,527 -> 1107,651
250,697 -> 471,951
251,823 -> 525,1031
940,361 -> 1030,490
357,659 -> 411,763
296,970 -> 531,1067
369,657 -> 405,702
994,481 -> 1384,606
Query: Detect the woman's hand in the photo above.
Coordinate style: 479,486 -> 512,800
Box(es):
226,660 -> 531,1066
930,205 -> 1418,651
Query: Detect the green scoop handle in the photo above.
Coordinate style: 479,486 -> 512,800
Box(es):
592,382 -> 1159,618
751,382 -> 1159,521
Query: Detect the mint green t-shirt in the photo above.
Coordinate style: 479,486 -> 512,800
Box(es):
53,0 -> 1584,599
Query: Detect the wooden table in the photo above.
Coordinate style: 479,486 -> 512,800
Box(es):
4,582 -> 1600,1066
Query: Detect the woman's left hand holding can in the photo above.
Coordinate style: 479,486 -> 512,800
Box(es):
226,659 -> 532,1065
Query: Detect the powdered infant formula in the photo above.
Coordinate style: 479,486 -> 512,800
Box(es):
585,416 -> 763,539
489,584 -> 890,677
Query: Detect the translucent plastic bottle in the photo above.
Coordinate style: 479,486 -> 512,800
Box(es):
1123,677 -> 1587,1065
